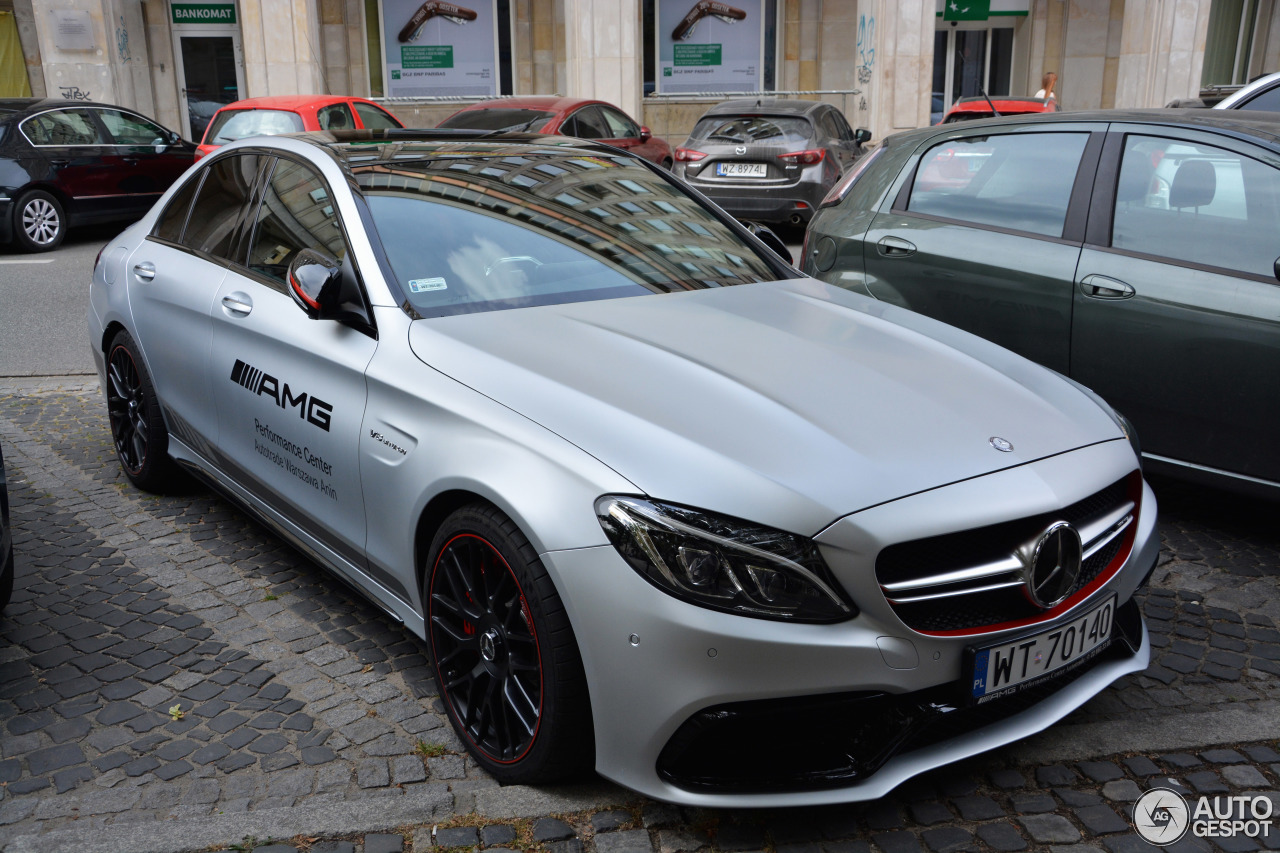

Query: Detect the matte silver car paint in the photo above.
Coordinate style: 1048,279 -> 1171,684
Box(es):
88,134 -> 1158,806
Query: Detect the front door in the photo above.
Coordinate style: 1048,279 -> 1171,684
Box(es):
862,127 -> 1102,375
175,32 -> 245,142
209,155 -> 376,568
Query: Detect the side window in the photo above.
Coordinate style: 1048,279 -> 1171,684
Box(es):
152,171 -> 205,243
182,153 -> 262,260
21,109 -> 106,145
354,102 -> 402,129
569,107 -> 609,140
1111,134 -> 1280,278
818,111 -> 841,141
1237,86 -> 1280,112
97,109 -> 168,145
246,158 -> 349,284
830,109 -> 854,141
601,107 -> 639,139
908,133 -> 1089,238
317,103 -> 355,131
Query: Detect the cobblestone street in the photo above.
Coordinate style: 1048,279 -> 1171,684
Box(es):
1,378 -> 1278,852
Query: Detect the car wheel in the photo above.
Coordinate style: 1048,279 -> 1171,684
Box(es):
12,190 -> 66,252
425,503 -> 593,784
105,330 -> 179,492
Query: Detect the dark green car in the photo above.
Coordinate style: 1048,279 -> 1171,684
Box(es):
803,109 -> 1280,497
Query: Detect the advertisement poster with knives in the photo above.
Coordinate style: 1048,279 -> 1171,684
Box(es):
381,0 -> 498,96
658,0 -> 763,94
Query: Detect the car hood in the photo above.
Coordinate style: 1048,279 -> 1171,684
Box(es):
407,277 -> 1122,535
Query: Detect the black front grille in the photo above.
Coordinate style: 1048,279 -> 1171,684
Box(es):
877,475 -> 1134,633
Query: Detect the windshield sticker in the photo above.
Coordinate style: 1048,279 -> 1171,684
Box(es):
409,277 -> 448,293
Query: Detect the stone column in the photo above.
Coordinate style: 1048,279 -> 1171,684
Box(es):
556,0 -> 641,119
1114,0 -> 1213,108
239,0 -> 327,97
860,0 -> 934,139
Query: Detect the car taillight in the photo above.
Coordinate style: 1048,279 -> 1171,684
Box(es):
818,146 -> 884,210
779,149 -> 825,166
675,147 -> 707,162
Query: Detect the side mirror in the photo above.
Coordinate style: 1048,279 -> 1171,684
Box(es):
639,126 -> 652,142
152,137 -> 169,153
288,248 -> 343,319
854,128 -> 872,146
746,222 -> 794,266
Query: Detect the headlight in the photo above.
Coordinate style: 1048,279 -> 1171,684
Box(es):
595,496 -> 856,623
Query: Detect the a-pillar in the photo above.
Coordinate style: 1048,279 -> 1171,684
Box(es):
239,0 -> 327,97
1114,0 -> 1213,108
556,0 -> 642,121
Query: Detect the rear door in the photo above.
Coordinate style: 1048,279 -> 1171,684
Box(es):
861,124 -> 1104,374
209,154 -> 377,571
1071,125 -> 1280,482
127,151 -> 264,451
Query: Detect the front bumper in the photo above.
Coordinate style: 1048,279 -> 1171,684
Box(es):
545,440 -> 1157,806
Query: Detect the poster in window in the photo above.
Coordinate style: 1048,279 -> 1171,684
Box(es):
381,0 -> 497,97
658,0 -> 763,94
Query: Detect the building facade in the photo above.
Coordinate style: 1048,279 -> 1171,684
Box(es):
3,0 -> 1279,145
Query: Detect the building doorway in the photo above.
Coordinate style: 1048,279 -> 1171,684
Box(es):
172,27 -> 245,142
931,23 -> 1014,123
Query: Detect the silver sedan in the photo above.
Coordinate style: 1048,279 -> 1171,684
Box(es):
87,129 -> 1158,806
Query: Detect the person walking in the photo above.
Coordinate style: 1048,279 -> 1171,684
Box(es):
1035,71 -> 1058,100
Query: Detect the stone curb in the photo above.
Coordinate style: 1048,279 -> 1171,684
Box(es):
5,783 -> 454,853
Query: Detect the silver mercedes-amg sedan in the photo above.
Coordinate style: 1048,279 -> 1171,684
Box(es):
88,129 -> 1158,807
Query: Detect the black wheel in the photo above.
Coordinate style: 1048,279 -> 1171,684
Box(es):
12,190 -> 65,252
105,331 -> 179,491
425,504 -> 593,784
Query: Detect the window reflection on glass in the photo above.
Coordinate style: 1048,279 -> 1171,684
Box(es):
353,145 -> 778,317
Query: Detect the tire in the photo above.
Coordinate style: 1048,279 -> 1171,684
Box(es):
12,190 -> 66,252
0,543 -> 13,613
424,503 -> 593,784
105,330 -> 180,492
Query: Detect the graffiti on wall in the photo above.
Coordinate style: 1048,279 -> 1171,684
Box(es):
58,86 -> 92,100
857,14 -> 874,112
116,15 -> 131,63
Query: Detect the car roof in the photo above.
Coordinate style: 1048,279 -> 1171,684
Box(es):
451,96 -> 608,114
700,98 -> 826,117
948,96 -> 1055,112
888,108 -> 1280,149
0,98 -> 140,115
213,95 -> 363,112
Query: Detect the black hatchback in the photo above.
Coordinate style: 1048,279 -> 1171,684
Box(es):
0,99 -> 195,252
672,98 -> 870,226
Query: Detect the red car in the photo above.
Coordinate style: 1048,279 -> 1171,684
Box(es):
196,95 -> 405,160
938,96 -> 1059,124
438,96 -> 673,168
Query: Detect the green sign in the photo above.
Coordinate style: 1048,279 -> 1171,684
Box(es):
943,0 -> 990,21
171,3 -> 236,24
673,43 -> 722,67
401,45 -> 454,69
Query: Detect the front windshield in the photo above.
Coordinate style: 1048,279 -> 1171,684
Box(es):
438,109 -> 556,132
354,145 -> 781,318
205,109 -> 304,144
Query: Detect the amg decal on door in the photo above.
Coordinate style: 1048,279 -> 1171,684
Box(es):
230,359 -> 334,432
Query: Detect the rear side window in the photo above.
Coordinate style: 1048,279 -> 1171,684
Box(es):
1111,135 -> 1280,277
246,158 -> 348,284
317,103 -> 354,131
354,102 -> 402,129
182,153 -> 261,259
205,109 -> 303,145
907,133 -> 1088,238
21,109 -> 106,145
152,172 -> 204,243
566,107 -> 610,140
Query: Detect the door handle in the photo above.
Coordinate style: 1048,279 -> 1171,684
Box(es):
221,293 -> 253,316
132,262 -> 155,282
49,159 -> 70,167
1078,274 -> 1135,299
877,236 -> 917,257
